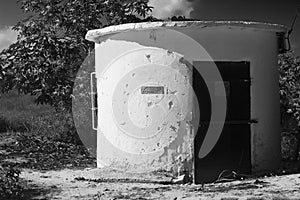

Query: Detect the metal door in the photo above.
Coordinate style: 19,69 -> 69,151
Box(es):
194,61 -> 251,183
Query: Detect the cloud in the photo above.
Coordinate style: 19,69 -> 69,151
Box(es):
149,0 -> 194,19
0,27 -> 18,52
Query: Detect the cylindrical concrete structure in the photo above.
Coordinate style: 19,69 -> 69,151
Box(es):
86,21 -> 287,182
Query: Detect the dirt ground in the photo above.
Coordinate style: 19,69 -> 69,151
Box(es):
1,132 -> 300,200
19,167 -> 300,200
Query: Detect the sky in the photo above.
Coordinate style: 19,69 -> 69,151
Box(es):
0,0 -> 300,55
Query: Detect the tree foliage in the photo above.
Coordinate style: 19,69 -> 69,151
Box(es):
279,51 -> 300,161
279,51 -> 300,124
0,0 -> 153,110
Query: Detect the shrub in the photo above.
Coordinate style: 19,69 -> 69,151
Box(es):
0,165 -> 23,199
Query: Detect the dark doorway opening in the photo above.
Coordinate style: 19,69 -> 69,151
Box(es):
193,61 -> 251,183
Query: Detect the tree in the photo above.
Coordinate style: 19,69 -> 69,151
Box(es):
279,50 -> 300,161
0,0 -> 153,110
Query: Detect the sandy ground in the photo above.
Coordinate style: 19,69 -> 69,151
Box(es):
2,133 -> 300,199
20,167 -> 300,200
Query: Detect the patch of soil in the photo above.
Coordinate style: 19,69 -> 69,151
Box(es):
19,167 -> 300,200
2,132 -> 300,200
0,132 -> 96,170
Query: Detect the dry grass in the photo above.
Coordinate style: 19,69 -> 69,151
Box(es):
0,90 -> 53,132
0,90 -> 80,144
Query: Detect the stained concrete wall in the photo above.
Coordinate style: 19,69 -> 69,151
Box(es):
95,46 -> 195,174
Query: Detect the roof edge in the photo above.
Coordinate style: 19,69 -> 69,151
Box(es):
86,21 -> 288,43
